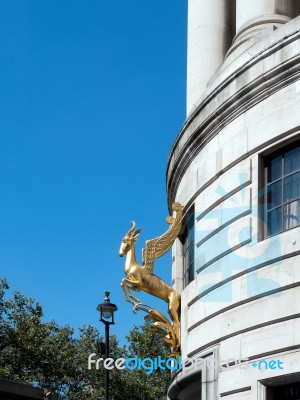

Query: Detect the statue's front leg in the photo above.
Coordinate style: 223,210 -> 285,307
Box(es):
121,279 -> 136,307
121,278 -> 143,311
122,278 -> 152,313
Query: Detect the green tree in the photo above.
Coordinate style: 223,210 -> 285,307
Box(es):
123,321 -> 171,400
0,279 -> 171,399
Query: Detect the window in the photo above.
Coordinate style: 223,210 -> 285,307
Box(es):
182,206 -> 195,287
265,142 -> 300,236
266,381 -> 300,400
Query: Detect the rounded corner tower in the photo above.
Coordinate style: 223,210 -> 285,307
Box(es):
167,1 -> 300,399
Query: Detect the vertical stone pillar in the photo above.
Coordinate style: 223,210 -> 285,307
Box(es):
236,0 -> 294,32
186,0 -> 235,116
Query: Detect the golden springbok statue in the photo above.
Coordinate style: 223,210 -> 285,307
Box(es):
119,202 -> 183,356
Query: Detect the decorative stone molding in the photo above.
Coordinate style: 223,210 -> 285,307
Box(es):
166,18 -> 300,209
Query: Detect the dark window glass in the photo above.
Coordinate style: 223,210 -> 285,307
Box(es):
267,207 -> 282,235
182,209 -> 195,287
284,172 -> 300,202
267,381 -> 300,400
267,181 -> 282,209
284,199 -> 300,230
265,141 -> 300,236
284,146 -> 300,175
267,154 -> 282,181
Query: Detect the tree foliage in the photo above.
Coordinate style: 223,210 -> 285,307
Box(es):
0,279 -> 171,399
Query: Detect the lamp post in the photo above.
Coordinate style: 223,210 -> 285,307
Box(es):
96,292 -> 118,400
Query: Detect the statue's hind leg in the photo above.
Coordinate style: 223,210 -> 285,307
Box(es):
168,291 -> 181,350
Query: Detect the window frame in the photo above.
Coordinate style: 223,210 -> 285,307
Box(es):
180,205 -> 195,288
263,140 -> 300,238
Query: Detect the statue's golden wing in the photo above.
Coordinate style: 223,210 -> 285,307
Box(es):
142,202 -> 183,273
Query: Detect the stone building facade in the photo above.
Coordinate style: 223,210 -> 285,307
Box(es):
167,1 -> 300,399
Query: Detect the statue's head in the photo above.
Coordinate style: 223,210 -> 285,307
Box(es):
119,221 -> 142,256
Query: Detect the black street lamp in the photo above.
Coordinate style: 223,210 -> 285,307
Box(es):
97,292 -> 118,400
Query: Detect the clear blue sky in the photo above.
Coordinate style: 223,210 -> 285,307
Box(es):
0,0 -> 187,343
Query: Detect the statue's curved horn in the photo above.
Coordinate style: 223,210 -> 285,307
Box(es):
127,221 -> 136,236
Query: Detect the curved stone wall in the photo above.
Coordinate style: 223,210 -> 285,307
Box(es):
168,16 -> 300,400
